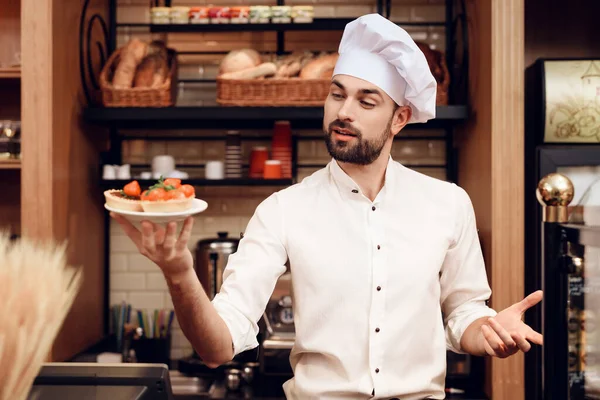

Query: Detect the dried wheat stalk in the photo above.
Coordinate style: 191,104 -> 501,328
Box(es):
0,232 -> 83,400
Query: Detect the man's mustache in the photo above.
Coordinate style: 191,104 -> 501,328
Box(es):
327,120 -> 362,137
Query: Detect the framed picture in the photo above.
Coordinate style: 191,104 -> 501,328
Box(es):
540,59 -> 600,143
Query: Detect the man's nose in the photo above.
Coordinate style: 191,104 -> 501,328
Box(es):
337,99 -> 355,122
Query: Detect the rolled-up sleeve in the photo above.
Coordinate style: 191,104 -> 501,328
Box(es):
212,193 -> 288,356
440,185 -> 497,354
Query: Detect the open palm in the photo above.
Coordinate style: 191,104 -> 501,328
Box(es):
481,290 -> 543,358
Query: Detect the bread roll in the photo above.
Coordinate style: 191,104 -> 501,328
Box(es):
416,41 -> 443,83
133,54 -> 168,88
299,53 -> 339,79
113,39 -> 149,89
275,51 -> 313,78
219,49 -> 262,75
220,62 -> 277,80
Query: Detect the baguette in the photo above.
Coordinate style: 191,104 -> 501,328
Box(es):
220,62 -> 277,80
112,39 -> 149,89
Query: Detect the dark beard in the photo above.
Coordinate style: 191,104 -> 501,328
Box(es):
324,118 -> 392,165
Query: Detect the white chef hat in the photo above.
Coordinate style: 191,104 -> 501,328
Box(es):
332,13 -> 437,123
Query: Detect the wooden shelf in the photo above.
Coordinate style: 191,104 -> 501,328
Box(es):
0,68 -> 21,79
0,159 -> 21,169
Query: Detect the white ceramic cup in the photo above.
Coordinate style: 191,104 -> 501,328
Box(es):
103,164 -> 117,180
152,155 -> 176,178
205,160 -> 225,179
117,164 -> 131,180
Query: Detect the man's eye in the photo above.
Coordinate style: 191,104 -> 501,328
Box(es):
361,100 -> 375,108
331,93 -> 344,99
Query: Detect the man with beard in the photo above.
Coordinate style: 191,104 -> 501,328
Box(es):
112,13 -> 543,400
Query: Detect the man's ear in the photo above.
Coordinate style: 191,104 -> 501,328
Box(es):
391,105 -> 412,136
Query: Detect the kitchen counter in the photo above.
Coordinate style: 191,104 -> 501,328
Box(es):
66,339 -> 487,400
170,372 -> 487,400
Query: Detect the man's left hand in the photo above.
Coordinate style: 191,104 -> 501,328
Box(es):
480,290 -> 543,358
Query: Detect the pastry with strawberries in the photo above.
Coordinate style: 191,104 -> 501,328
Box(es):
140,177 -> 196,213
104,180 -> 143,211
104,177 -> 196,213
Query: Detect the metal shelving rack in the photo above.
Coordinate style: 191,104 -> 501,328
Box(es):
80,0 -> 469,184
79,2 -> 476,393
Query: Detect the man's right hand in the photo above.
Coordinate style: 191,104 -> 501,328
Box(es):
111,213 -> 195,281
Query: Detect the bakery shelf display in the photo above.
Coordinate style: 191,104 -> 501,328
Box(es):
80,0 -> 468,181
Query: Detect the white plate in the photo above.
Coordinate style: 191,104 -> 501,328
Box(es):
105,198 -> 208,223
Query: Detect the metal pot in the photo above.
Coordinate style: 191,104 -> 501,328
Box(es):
195,232 -> 239,299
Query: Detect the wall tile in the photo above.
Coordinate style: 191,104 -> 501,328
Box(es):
170,348 -> 194,360
110,292 -> 128,306
129,292 -> 166,310
147,272 -> 169,290
111,234 -> 140,252
128,254 -> 161,272
334,5 -> 376,17
111,254 -> 129,272
111,272 -> 146,291
171,328 -> 192,348
409,5 -> 445,22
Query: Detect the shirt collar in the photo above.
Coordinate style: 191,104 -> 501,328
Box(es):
328,156 -> 396,201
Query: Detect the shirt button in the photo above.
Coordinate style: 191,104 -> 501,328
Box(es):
375,368 -> 380,373
377,245 -> 381,250
375,327 -> 380,333
372,206 -> 376,211
351,189 -> 359,193
376,286 -> 381,291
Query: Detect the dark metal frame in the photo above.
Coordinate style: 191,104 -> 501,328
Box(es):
524,56 -> 600,399
80,0 -> 469,184
541,221 -> 600,399
79,0 -> 472,369
524,145 -> 600,400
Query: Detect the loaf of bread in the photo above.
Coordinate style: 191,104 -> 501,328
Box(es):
299,53 -> 339,79
416,41 -> 445,83
219,49 -> 263,75
220,62 -> 277,80
133,54 -> 168,88
112,39 -> 149,89
275,51 -> 314,78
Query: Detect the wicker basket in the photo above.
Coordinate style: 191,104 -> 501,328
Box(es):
216,77 -> 330,107
216,51 -> 450,107
99,47 -> 178,108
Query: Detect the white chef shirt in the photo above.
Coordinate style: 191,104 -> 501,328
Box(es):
212,156 -> 497,399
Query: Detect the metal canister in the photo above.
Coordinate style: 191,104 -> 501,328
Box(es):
194,232 -> 239,299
